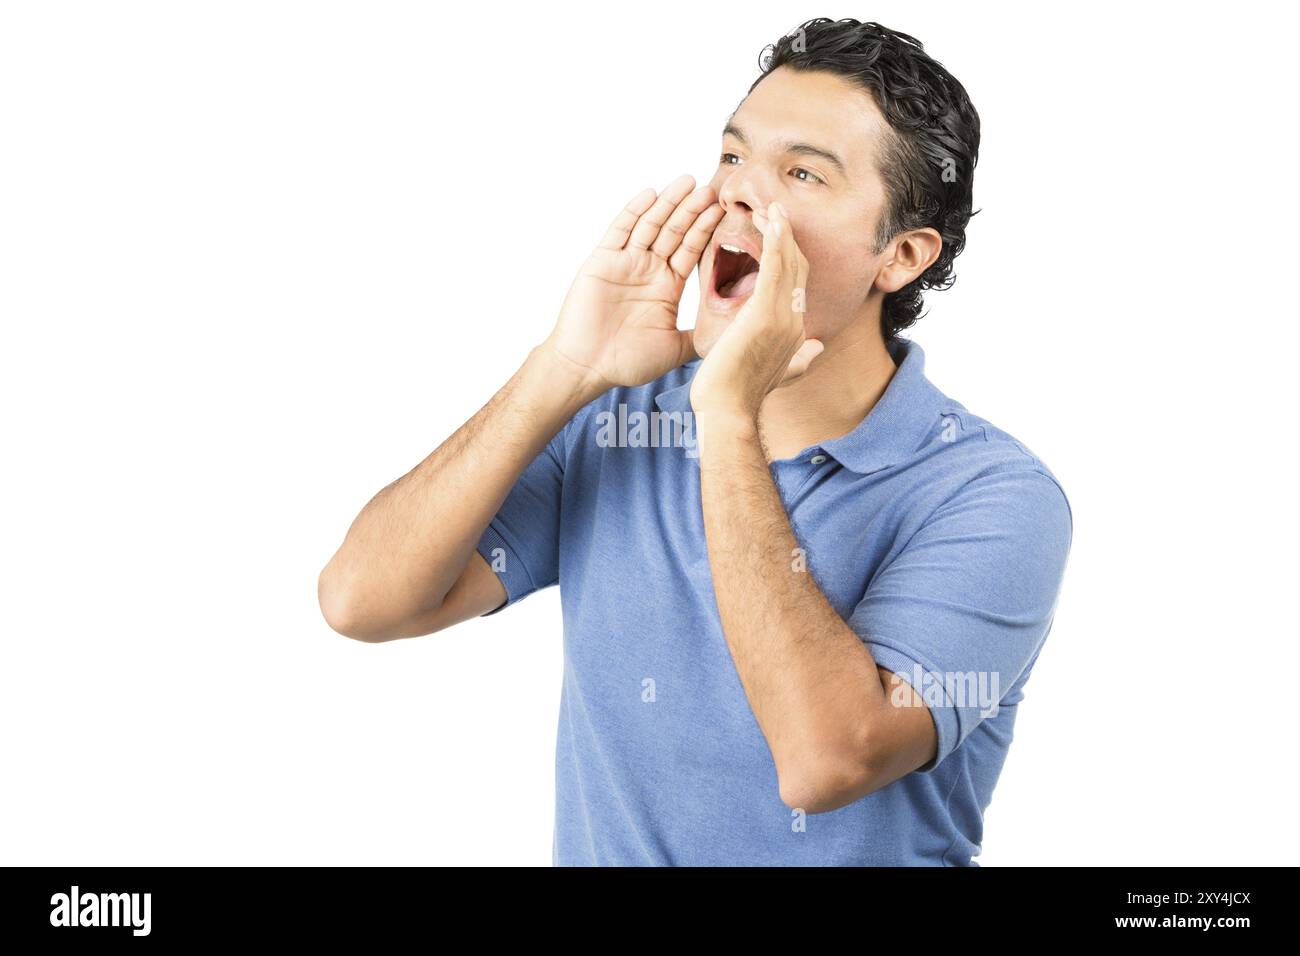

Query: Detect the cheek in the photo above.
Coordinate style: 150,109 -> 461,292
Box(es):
792,231 -> 877,334
798,227 -> 874,299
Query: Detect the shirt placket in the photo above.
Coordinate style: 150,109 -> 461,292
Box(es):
769,450 -> 834,509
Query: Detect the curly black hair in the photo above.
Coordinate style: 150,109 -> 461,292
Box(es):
750,19 -> 981,341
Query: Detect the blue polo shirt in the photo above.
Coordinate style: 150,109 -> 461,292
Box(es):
476,335 -> 1073,866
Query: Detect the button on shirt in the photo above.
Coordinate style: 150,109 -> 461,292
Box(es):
475,335 -> 1073,866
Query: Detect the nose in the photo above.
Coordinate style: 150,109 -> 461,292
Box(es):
717,163 -> 772,225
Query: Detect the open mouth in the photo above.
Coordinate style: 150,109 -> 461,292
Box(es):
711,243 -> 761,301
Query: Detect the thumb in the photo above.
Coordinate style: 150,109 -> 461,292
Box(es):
781,338 -> 825,383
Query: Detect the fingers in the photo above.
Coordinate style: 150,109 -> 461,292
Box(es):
762,201 -> 810,322
652,184 -> 717,260
598,177 -> 721,274
771,201 -> 801,298
746,202 -> 819,385
769,203 -> 817,382
627,174 -> 697,250
791,220 -> 809,316
748,201 -> 790,315
598,187 -> 658,251
668,201 -> 723,279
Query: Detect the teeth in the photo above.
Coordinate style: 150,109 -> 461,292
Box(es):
720,244 -> 743,253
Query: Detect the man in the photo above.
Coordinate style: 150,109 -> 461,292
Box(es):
318,18 -> 1073,866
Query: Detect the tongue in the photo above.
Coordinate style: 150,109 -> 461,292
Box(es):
723,270 -> 759,299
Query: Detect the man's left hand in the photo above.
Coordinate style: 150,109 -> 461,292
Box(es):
690,201 -> 824,423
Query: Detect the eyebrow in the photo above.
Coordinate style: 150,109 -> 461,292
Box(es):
722,123 -> 847,176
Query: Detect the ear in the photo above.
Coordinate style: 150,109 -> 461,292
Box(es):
874,227 -> 943,294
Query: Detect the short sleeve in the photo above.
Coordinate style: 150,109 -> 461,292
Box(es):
847,467 -> 1073,772
473,423 -> 569,616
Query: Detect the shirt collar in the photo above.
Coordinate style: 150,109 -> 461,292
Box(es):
652,336 -> 946,475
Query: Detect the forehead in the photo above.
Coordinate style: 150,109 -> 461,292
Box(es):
728,67 -> 888,175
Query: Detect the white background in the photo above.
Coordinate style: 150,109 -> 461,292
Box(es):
2,1 -> 1296,866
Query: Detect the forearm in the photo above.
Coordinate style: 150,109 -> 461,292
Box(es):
696,413 -> 886,799
319,343 -> 604,637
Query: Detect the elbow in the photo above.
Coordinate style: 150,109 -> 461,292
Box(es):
777,737 -> 879,814
779,763 -> 877,815
777,772 -> 819,814
317,564 -> 392,643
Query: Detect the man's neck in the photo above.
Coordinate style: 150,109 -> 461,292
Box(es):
755,320 -> 898,463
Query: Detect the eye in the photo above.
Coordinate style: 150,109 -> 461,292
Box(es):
792,167 -> 824,185
720,152 -> 742,166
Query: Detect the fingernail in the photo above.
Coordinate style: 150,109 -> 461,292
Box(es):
773,202 -> 787,219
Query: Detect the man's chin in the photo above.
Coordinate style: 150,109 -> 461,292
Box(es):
689,311 -> 730,359
692,267 -> 761,353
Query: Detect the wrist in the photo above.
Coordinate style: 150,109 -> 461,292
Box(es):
692,402 -> 761,453
526,341 -> 611,409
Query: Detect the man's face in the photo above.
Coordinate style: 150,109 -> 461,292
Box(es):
695,66 -> 894,356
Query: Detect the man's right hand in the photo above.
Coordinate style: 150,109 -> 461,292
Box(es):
319,176 -> 723,642
540,174 -> 723,394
